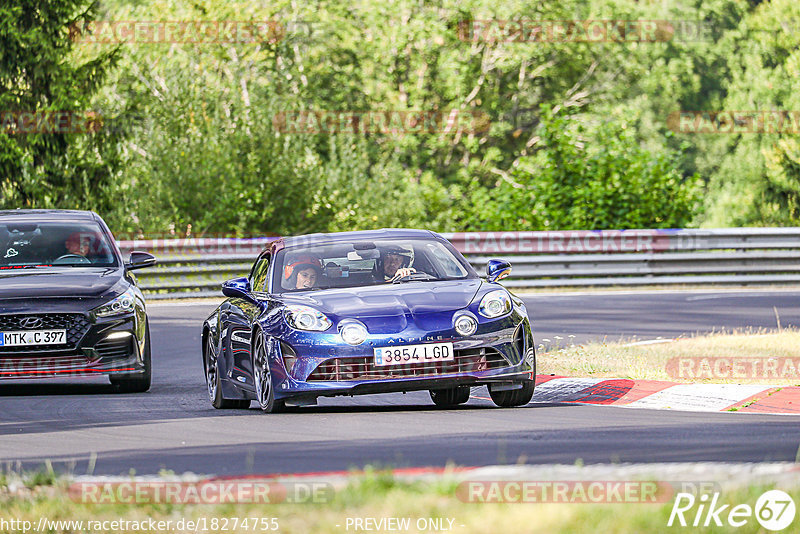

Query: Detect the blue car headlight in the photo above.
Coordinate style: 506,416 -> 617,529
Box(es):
93,288 -> 136,318
478,290 -> 512,319
284,305 -> 333,331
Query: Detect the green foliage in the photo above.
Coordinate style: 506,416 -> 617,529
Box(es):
461,107 -> 700,230
2,0 -> 792,234
695,0 -> 800,227
761,138 -> 800,224
0,0 -> 122,212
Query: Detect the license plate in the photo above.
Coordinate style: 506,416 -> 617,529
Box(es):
0,330 -> 67,347
374,342 -> 454,367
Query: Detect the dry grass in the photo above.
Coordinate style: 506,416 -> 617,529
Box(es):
538,328 -> 800,384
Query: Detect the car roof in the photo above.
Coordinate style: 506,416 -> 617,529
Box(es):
277,228 -> 440,251
0,209 -> 98,223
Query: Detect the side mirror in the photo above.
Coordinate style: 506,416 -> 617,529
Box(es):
126,251 -> 157,270
486,259 -> 511,283
222,277 -> 253,300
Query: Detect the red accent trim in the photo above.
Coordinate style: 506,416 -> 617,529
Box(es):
0,367 -> 136,376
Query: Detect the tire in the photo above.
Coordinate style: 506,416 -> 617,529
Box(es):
253,331 -> 285,414
204,332 -> 250,409
110,321 -> 152,393
430,385 -> 471,407
488,380 -> 535,407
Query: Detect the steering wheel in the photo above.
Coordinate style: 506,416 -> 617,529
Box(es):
53,254 -> 91,265
391,272 -> 436,283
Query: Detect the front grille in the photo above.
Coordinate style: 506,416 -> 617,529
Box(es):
0,314 -> 91,353
307,347 -> 509,382
94,336 -> 132,359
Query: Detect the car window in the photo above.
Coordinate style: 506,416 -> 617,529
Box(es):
250,254 -> 271,292
272,238 -> 476,293
0,221 -> 118,268
422,242 -> 470,278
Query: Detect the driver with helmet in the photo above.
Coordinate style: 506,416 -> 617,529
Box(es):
379,245 -> 416,282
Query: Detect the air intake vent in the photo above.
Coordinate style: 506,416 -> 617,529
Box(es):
95,336 -> 132,360
307,347 -> 508,382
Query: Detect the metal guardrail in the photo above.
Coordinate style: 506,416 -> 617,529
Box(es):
116,228 -> 800,299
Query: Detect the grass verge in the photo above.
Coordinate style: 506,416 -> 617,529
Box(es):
538,328 -> 800,384
2,468 -> 800,533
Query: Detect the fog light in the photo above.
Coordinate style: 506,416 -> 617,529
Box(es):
105,331 -> 133,340
454,313 -> 478,336
340,321 -> 368,345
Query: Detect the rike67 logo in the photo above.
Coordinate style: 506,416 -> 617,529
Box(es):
668,490 -> 796,531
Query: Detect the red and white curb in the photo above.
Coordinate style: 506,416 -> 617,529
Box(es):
530,375 -> 800,414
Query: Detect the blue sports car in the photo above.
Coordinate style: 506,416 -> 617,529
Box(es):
202,229 -> 535,412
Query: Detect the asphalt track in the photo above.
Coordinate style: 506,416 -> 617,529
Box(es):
1,289 -> 800,476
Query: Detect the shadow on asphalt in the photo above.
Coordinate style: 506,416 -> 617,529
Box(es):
0,381 -> 119,396
9,419 -> 800,477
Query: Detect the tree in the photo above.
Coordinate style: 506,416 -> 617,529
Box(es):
460,107 -> 700,230
0,0 -> 121,211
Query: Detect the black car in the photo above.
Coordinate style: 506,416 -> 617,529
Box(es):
0,210 -> 156,392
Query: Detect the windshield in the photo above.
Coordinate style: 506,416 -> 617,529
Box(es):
0,221 -> 118,268
273,238 -> 476,293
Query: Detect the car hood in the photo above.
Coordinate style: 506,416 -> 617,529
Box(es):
0,268 -> 123,299
282,279 -> 485,333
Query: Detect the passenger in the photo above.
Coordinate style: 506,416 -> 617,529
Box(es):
283,255 -> 323,289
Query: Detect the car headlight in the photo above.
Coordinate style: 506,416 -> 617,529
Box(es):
478,290 -> 512,319
453,312 -> 478,336
284,305 -> 332,331
340,320 -> 368,345
94,288 -> 137,318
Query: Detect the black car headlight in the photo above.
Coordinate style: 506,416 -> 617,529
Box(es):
284,305 -> 333,331
478,290 -> 512,319
93,288 -> 136,318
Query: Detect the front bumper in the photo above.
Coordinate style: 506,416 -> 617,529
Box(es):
0,312 -> 146,380
265,314 -> 535,400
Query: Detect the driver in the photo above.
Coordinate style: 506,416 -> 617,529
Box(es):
65,232 -> 92,257
283,254 -> 322,290
380,245 -> 415,282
